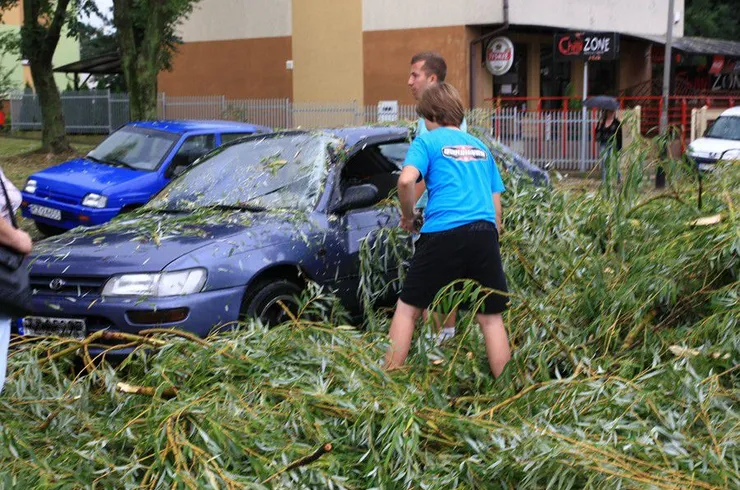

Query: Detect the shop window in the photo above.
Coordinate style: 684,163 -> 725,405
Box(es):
540,43 -> 572,109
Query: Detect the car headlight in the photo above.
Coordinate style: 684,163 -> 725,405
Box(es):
24,179 -> 37,194
102,269 -> 207,297
82,193 -> 108,208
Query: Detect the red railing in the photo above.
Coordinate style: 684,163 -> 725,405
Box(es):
482,95 -> 738,151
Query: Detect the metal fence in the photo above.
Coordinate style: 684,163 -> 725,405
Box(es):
9,91 -> 419,133
483,107 -> 602,171
9,90 -> 130,134
9,91 -> 607,170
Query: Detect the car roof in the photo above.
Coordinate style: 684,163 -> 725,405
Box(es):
127,119 -> 271,134
324,126 -> 409,147
720,107 -> 740,117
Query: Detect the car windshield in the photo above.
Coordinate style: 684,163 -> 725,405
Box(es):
87,127 -> 179,171
147,133 -> 332,212
705,116 -> 740,141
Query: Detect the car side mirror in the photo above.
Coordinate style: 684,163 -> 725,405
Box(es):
331,184 -> 379,213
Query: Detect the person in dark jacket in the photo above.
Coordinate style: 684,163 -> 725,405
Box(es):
594,109 -> 622,182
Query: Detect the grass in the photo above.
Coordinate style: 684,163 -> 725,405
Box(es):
0,135 -> 97,239
0,125 -> 736,488
0,136 -> 96,186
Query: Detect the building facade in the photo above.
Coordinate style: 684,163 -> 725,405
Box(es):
0,2 -> 80,92
159,0 -> 685,107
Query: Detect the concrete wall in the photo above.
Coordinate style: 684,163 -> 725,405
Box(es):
158,37 -> 293,98
508,0 -> 684,37
363,0 -> 503,31
53,26 -> 81,90
1,4 -> 22,26
618,40 -> 652,92
179,0 -> 685,41
363,25 -> 470,106
291,0 -> 364,104
363,0 -> 684,37
0,22 -> 79,92
177,0 -> 292,41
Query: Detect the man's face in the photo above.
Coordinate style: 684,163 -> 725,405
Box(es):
408,61 -> 437,101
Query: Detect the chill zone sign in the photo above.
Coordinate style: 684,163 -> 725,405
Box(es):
555,32 -> 620,61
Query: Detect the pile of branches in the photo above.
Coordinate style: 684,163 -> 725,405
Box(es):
0,137 -> 737,488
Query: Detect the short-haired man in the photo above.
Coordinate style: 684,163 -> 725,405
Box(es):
385,82 -> 511,378
407,51 -> 467,342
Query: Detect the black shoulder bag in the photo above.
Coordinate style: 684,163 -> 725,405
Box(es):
0,176 -> 31,317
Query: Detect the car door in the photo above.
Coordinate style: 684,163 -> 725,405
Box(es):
166,134 -> 217,178
328,140 -> 413,310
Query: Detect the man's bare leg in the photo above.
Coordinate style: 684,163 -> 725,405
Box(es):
386,299 -> 423,369
476,313 -> 511,378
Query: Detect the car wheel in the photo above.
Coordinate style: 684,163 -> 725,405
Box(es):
35,222 -> 66,237
240,279 -> 303,326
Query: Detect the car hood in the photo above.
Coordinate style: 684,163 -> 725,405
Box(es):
688,138 -> 740,159
31,158 -> 146,198
28,209 -> 312,277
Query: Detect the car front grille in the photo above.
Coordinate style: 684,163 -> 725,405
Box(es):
31,275 -> 107,297
35,189 -> 80,205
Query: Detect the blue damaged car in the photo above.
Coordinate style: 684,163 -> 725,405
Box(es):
20,120 -> 270,236
19,127 -> 548,353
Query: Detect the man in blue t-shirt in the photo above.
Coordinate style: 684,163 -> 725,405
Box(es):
407,51 -> 467,341
385,82 -> 511,379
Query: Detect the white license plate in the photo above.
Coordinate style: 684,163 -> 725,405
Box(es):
29,204 -> 62,221
21,316 -> 86,339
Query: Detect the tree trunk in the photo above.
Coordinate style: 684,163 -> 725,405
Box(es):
130,57 -> 159,121
21,0 -> 73,154
114,0 -> 161,121
30,61 -> 71,153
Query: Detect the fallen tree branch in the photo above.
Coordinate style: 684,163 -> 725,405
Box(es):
263,443 -> 333,484
37,395 -> 82,431
40,331 -> 168,365
139,328 -> 211,347
116,382 -> 178,399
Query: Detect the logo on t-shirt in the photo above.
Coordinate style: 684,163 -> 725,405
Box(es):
442,145 -> 487,162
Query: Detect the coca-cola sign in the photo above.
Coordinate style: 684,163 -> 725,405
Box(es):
486,37 -> 514,76
554,32 -> 619,61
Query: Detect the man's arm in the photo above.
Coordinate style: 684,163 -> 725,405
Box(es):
398,166 -> 421,232
414,180 -> 427,203
493,193 -> 502,233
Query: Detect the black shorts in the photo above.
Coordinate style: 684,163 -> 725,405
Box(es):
400,221 -> 509,314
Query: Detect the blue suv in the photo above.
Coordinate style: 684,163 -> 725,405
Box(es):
20,120 -> 270,235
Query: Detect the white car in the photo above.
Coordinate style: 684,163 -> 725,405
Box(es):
687,106 -> 740,171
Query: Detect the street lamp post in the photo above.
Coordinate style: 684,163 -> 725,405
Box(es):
656,0 -> 675,189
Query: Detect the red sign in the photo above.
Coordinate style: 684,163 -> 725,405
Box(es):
485,37 -> 514,76
709,55 -> 725,75
554,32 -> 619,61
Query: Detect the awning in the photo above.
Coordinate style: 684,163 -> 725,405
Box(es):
635,35 -> 740,57
54,52 -> 122,75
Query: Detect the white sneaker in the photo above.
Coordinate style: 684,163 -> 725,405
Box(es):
437,327 -> 456,343
424,327 -> 455,346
